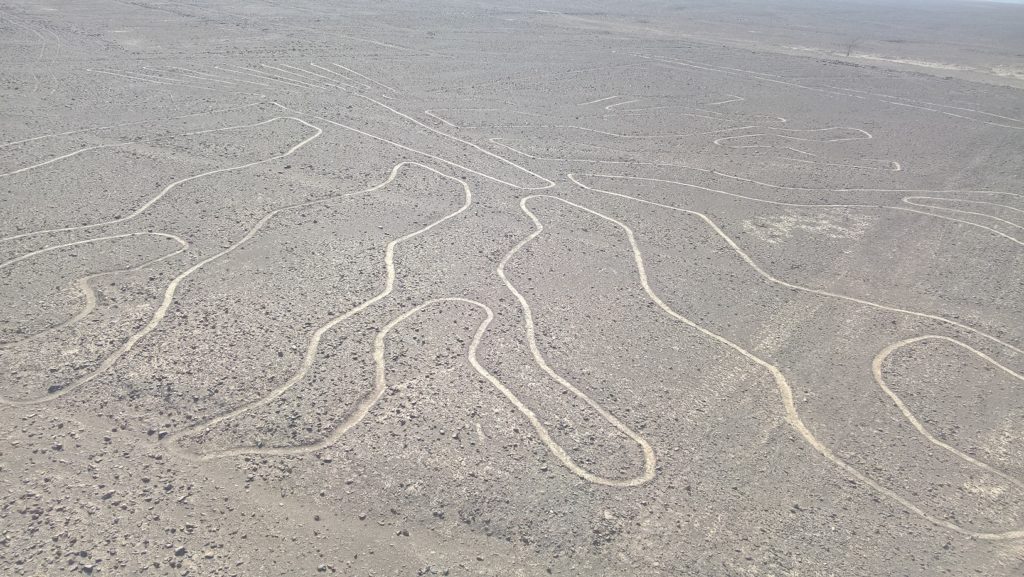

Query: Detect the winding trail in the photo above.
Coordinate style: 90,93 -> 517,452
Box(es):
573,174 -> 1024,247
549,184 -> 1023,538
873,335 -> 1024,493
0,102 -> 262,149
0,116 -> 322,244
568,174 -> 1023,354
0,232 -> 188,347
0,119 -> 323,405
269,102 -> 555,191
162,162 -> 474,450
165,295 -> 654,487
165,161 -> 654,486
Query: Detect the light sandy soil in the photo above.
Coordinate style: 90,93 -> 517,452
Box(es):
1,0 -> 1023,575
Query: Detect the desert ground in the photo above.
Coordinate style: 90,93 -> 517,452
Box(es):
1,0 -> 1023,575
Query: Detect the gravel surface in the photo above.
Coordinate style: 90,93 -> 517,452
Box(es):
1,1 -> 1023,575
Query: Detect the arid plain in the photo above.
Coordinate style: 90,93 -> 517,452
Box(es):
1,1 -> 1023,575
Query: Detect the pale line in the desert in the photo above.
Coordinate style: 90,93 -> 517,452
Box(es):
883,99 -> 1024,129
904,196 -> 1024,215
0,116 -> 308,179
213,65 -> 308,89
491,137 -> 899,174
821,84 -> 1024,125
270,102 -> 554,191
534,124 -> 753,139
219,65 -> 321,89
567,174 -> 1024,354
421,108 -> 753,138
576,173 -> 1024,247
638,53 -> 1023,130
144,66 -> 239,85
423,109 -> 462,128
0,117 -> 321,243
43,24 -> 60,94
258,63 -> 338,88
530,191 -> 1023,539
0,127 -> 400,407
707,169 -> 1024,199
900,197 -> 1023,230
330,62 -> 398,93
707,94 -> 745,106
169,66 -> 273,88
603,104 -> 728,118
1,14 -> 42,93
0,232 -> 189,348
259,64 -> 347,90
88,68 -> 259,95
873,335 -> 1024,491
713,127 -> 873,147
491,138 -> 1019,209
129,68 -> 266,97
606,109 -> 725,122
162,163 -> 474,452
780,155 -> 902,173
116,69 -> 193,84
424,62 -> 644,95
0,102 -> 262,149
496,200 -> 657,485
88,68 -> 181,86
422,108 -> 546,129
785,147 -> 815,156
164,296 -> 652,487
20,14 -> 54,92
488,138 -> 704,171
276,64 -> 360,90
577,95 -> 622,106
351,96 -> 557,190
604,98 -> 640,110
308,63 -> 373,91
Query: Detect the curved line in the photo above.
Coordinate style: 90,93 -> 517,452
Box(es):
0,117 -> 322,243
780,155 -> 902,173
150,162 -> 472,440
714,127 -> 872,147
1,116 -> 301,179
2,14 -> 44,93
527,192 -> 1023,539
567,175 -> 1022,355
873,335 -> 1024,491
496,203 -> 657,486
637,53 -> 1024,131
422,107 -> 750,138
164,296 -> 652,487
272,102 -> 556,191
353,94 -> 556,190
577,174 -> 1024,247
0,232 -> 189,348
487,137 -> 1022,203
0,122 -> 327,405
902,197 -> 1024,230
0,102 -> 262,148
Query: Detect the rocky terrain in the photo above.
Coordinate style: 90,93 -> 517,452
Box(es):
1,0 -> 1023,575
